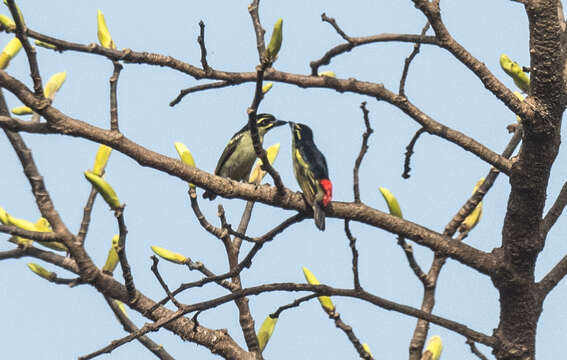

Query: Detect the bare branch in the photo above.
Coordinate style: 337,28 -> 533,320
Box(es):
541,181 -> 567,236
104,296 -> 175,360
344,220 -> 362,290
402,127 -> 427,179
77,187 -> 98,244
115,208 -> 137,303
248,0 -> 266,60
0,224 -> 61,242
538,253 -> 567,296
412,0 -> 534,122
399,22 -> 430,96
467,339 -> 490,360
270,294 -> 318,318
1,28 -> 515,173
6,0 -> 44,96
197,20 -> 210,72
444,127 -> 522,236
169,80 -> 238,106
150,256 -> 182,309
0,76 -> 500,274
247,64 -> 286,193
353,102 -> 374,203
398,235 -> 428,285
109,61 -> 123,132
321,13 -> 353,42
0,116 -> 56,133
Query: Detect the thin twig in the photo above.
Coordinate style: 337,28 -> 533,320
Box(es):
466,339 -> 490,360
77,187 -> 98,244
189,188 -> 229,241
310,31 -> 437,75
247,63 -> 286,193
444,127 -> 522,236
0,224 -> 61,242
402,127 -> 427,179
248,0 -> 266,61
353,102 -> 374,203
197,20 -> 210,72
6,0 -> 44,96
229,199 -> 259,352
104,296 -> 175,360
344,220 -> 362,290
321,13 -> 353,42
115,208 -> 137,303
398,235 -> 428,285
541,181 -> 567,237
109,61 -> 123,132
169,80 -> 237,106
150,256 -> 182,309
399,22 -> 430,96
329,311 -> 373,360
153,213 -> 304,308
270,294 -> 318,318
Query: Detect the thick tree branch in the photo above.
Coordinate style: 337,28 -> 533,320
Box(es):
5,29 -> 515,173
0,104 -> 499,276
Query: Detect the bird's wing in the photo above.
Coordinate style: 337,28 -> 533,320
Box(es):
214,132 -> 244,175
297,142 -> 329,180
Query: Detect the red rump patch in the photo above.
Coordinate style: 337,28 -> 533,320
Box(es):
319,179 -> 333,207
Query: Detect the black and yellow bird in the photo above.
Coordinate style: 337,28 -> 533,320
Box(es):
203,113 -> 286,200
289,122 -> 332,231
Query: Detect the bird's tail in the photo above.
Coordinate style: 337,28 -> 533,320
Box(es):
313,202 -> 326,231
202,190 -> 217,200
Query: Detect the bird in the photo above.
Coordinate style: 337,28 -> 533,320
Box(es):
289,121 -> 332,231
202,113 -> 286,200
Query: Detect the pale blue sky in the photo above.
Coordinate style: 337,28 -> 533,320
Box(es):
1,1 -> 565,359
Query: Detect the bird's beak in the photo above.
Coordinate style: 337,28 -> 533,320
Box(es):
274,120 -> 287,127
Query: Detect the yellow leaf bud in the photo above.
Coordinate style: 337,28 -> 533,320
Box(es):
265,18 -> 283,60
0,36 -> 21,69
102,235 -> 120,274
318,71 -> 336,78
257,315 -> 278,352
3,0 -> 24,26
262,82 -> 273,94
27,263 -> 54,281
378,187 -> 403,218
114,300 -> 128,317
459,178 -> 484,233
0,14 -> 15,30
11,105 -> 32,115
499,54 -> 529,93
92,144 -> 112,176
0,207 -> 9,224
97,10 -> 116,49
174,141 -> 196,188
422,335 -> 443,360
151,245 -> 188,264
248,143 -> 280,184
302,266 -> 335,312
6,213 -> 36,231
34,40 -> 57,50
362,343 -> 373,358
33,217 -> 67,252
43,71 -> 67,99
84,170 -> 121,210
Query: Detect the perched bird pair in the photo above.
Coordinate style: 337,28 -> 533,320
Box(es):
203,113 -> 332,231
